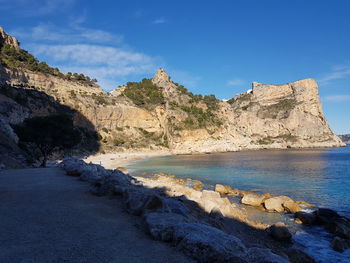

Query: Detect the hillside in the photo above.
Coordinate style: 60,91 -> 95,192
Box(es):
0,26 -> 344,167
339,134 -> 350,144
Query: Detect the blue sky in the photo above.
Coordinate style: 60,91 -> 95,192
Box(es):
0,0 -> 349,134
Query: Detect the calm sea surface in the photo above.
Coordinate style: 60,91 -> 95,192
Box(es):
129,146 -> 350,217
128,146 -> 350,262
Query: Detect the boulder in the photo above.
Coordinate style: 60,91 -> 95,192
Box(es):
294,212 -> 316,225
246,247 -> 289,263
285,248 -> 315,263
201,190 -> 221,200
283,200 -> 302,213
162,197 -> 191,218
325,217 -> 350,239
143,212 -> 189,242
173,223 -> 247,263
241,193 -> 266,207
215,184 -> 229,194
331,236 -> 350,252
264,196 -> 293,212
313,208 -> 340,225
266,222 -> 292,242
80,170 -> 100,183
60,158 -> 87,176
123,188 -> 164,215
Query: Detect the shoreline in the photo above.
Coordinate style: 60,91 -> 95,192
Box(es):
82,151 -> 170,169
59,156 -> 350,262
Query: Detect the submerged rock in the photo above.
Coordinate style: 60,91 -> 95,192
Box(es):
285,248 -> 315,263
266,222 -> 292,242
331,236 -> 350,252
246,247 -> 290,263
294,212 -> 316,225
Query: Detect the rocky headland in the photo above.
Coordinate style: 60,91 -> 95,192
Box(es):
0,26 -> 345,169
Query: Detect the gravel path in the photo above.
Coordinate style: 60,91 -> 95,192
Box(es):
0,168 -> 192,263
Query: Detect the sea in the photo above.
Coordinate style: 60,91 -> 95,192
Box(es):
127,146 -> 350,263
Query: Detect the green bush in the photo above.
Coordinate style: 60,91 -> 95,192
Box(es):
257,99 -> 298,119
123,78 -> 165,107
0,44 -> 96,86
13,114 -> 81,167
113,138 -> 125,146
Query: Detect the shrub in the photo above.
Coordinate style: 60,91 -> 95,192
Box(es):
257,99 -> 298,119
0,44 -> 96,86
123,78 -> 165,107
113,138 -> 125,146
13,114 -> 81,167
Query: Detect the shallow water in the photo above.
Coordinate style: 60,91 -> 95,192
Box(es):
128,146 -> 350,262
129,147 -> 350,217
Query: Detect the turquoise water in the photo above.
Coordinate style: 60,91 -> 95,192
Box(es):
129,146 -> 350,217
128,146 -> 350,262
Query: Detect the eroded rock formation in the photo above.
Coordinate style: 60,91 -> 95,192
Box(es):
0,26 -> 344,167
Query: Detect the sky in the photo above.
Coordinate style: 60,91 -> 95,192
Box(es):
0,0 -> 349,134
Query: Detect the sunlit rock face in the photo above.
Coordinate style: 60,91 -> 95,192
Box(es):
0,26 -> 19,50
0,27 -> 344,161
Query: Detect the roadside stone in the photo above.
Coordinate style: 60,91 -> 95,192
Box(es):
266,222 -> 292,242
123,188 -> 163,215
241,193 -> 266,207
143,212 -> 189,242
173,223 -> 247,263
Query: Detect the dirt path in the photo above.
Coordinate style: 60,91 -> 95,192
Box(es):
0,168 -> 192,263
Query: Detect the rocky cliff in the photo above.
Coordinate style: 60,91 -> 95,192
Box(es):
0,27 -> 344,167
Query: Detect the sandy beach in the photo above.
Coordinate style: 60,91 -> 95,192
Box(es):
83,151 -> 170,170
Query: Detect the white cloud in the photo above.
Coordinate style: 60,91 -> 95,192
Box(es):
11,22 -> 161,91
324,95 -> 350,102
152,18 -> 166,24
318,66 -> 350,86
227,78 -> 245,87
11,23 -> 123,45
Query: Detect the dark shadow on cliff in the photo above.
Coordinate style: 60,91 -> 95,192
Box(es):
0,78 -> 101,167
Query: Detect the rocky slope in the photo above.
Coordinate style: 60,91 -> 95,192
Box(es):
0,27 -> 344,167
339,134 -> 350,144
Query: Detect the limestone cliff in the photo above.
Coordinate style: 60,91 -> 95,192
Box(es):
0,27 -> 344,167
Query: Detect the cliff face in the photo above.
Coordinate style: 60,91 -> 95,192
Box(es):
0,27 -> 344,167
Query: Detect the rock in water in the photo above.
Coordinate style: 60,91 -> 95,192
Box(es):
266,222 -> 292,242
283,200 -> 302,213
264,196 -> 293,212
331,236 -> 350,252
241,193 -> 266,207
